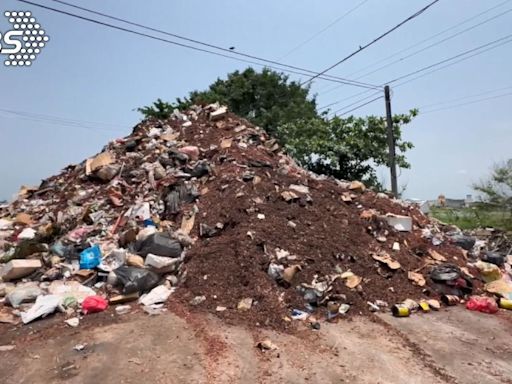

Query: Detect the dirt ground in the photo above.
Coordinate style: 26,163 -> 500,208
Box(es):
1,305 -> 511,384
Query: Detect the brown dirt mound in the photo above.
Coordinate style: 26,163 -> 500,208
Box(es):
0,105 -> 470,331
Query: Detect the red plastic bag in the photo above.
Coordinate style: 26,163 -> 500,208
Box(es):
82,295 -> 108,314
466,296 -> 498,314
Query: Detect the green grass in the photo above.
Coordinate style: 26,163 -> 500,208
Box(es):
430,206 -> 512,231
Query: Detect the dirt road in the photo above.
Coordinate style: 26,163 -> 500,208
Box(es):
1,306 -> 511,383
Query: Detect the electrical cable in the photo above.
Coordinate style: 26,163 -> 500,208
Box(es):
328,32 -> 512,114
40,0 -> 381,90
418,85 -> 512,109
420,91 -> 512,113
301,0 -> 441,85
318,3 -> 512,100
278,0 -> 370,59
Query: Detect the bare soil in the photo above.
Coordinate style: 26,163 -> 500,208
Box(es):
1,304 -> 511,384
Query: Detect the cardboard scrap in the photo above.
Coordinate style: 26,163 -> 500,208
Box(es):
428,249 -> 447,262
86,152 -> 114,175
0,259 -> 42,281
281,191 -> 299,202
220,138 -> 233,148
408,271 -> 426,287
372,252 -> 401,270
181,212 -> 196,235
15,213 -> 32,225
343,273 -> 362,289
349,181 -> 366,192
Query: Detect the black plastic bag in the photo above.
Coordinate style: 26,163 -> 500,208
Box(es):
136,232 -> 182,258
114,266 -> 160,294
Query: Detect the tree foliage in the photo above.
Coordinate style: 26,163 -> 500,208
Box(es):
136,98 -> 177,119
474,159 -> 512,211
139,68 -> 317,136
276,112 -> 417,187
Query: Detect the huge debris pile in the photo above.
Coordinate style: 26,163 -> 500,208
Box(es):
0,104 -> 510,329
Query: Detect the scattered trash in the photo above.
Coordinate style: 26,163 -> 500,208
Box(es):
143,303 -> 166,316
291,309 -> 309,320
139,285 -> 173,306
418,301 -> 430,312
190,295 -> 206,306
481,251 -> 505,266
344,274 -> 362,289
385,214 -> 412,232
79,245 -> 102,270
82,296 -> 108,314
73,343 -> 86,351
466,296 -> 498,314
114,266 -> 160,294
372,251 -> 401,270
349,181 -> 365,192
65,317 -> 80,327
115,305 -> 131,315
237,297 -> 253,311
0,259 -> 42,281
6,285 -> 42,308
0,345 -> 15,352
497,298 -> 512,310
441,295 -> 460,306
392,304 -> 410,317
21,295 -> 61,324
430,264 -> 461,282
449,235 -> 476,251
289,184 -> 310,194
310,321 -> 321,330
408,271 -> 426,287
338,303 -> 350,314
256,338 -> 278,351
474,261 -> 501,283
427,299 -> 441,310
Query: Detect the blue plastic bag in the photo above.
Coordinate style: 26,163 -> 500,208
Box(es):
79,244 -> 102,269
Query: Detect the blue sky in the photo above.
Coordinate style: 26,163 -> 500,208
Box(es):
1,0 -> 511,200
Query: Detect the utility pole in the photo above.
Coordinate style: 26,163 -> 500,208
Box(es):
384,85 -> 398,198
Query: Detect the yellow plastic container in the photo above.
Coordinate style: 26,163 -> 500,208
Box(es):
498,298 -> 512,310
392,305 -> 410,317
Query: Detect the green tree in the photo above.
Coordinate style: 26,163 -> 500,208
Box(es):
474,159 -> 512,212
137,98 -> 177,119
276,111 -> 417,187
138,68 -> 318,136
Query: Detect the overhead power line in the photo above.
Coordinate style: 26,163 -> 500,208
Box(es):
420,91 -> 512,114
336,7 -> 512,89
0,108 -> 128,133
328,31 -> 512,114
330,91 -> 382,116
388,32 -> 512,84
317,2 -> 512,97
301,0 -> 441,85
36,0 -> 380,90
337,95 -> 383,116
340,0 -> 512,80
278,0 -> 370,59
418,85 -> 512,109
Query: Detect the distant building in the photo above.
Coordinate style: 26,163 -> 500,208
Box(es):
434,194 -> 474,208
444,198 -> 466,209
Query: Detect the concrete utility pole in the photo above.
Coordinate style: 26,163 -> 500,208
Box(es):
384,85 -> 398,198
